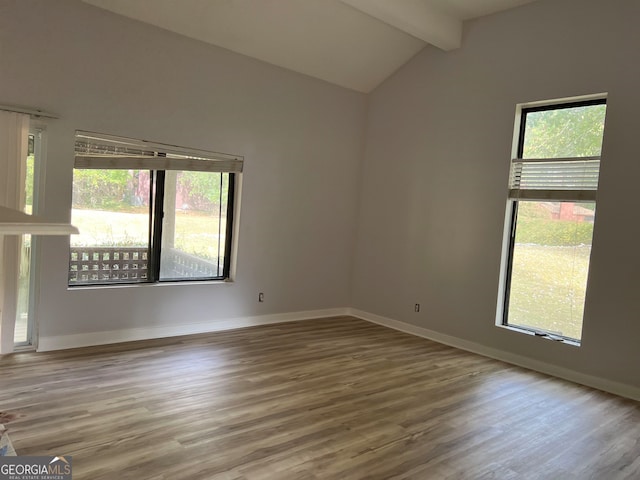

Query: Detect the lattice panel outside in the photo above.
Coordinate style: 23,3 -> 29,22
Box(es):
69,247 -> 149,285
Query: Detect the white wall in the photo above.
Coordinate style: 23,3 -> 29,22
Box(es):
353,0 -> 640,388
0,0 -> 366,338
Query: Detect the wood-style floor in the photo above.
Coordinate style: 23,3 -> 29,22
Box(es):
0,316 -> 638,479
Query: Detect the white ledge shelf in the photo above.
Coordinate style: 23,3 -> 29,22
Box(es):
0,206 -> 78,235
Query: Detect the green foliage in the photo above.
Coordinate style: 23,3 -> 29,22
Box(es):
72,169 -> 229,212
73,169 -> 135,209
176,171 -> 228,210
523,104 -> 606,158
25,155 -> 34,207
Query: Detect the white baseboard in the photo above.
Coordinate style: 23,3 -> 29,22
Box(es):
348,308 -> 640,402
37,308 -> 350,352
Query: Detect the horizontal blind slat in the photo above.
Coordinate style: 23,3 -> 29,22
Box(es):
511,155 -> 601,163
509,159 -> 600,194
75,131 -> 243,173
508,189 -> 598,201
74,155 -> 243,173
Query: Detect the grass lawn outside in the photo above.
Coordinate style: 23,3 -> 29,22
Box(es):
507,244 -> 591,340
71,208 -> 226,261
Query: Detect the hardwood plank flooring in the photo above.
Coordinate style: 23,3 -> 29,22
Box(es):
0,316 -> 638,479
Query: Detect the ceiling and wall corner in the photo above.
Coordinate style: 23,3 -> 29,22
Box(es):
80,0 -> 540,92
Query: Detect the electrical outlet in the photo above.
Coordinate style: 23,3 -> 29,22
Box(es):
414,303 -> 420,313
258,292 -> 264,303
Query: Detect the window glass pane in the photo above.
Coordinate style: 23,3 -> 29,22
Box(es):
522,104 -> 607,159
160,171 -> 228,280
69,169 -> 151,285
14,234 -> 31,344
15,136 -> 35,344
507,201 -> 596,340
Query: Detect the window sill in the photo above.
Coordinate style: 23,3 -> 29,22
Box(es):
67,278 -> 233,291
13,344 -> 36,353
496,324 -> 580,347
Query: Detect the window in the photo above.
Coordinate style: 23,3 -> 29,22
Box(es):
15,131 -> 41,345
69,132 -> 241,286
499,98 -> 607,342
0,110 -> 41,350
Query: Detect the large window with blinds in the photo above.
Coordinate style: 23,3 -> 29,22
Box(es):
69,131 -> 242,286
499,98 -> 607,342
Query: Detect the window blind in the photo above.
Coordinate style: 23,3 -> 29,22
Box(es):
508,156 -> 600,201
74,131 -> 243,173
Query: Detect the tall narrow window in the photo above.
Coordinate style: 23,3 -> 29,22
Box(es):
0,110 -> 30,353
15,131 -> 41,345
500,98 -> 607,342
69,132 -> 241,286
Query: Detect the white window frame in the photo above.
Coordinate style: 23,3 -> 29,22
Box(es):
496,94 -> 607,344
14,126 -> 47,350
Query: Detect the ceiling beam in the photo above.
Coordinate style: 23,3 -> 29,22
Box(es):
339,0 -> 462,51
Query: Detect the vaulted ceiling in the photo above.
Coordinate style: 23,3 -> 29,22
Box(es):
82,0 -> 539,92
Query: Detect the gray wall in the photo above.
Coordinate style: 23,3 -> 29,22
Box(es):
0,0 -> 366,336
353,0 -> 640,387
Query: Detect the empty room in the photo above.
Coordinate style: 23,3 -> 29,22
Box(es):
0,0 -> 638,478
